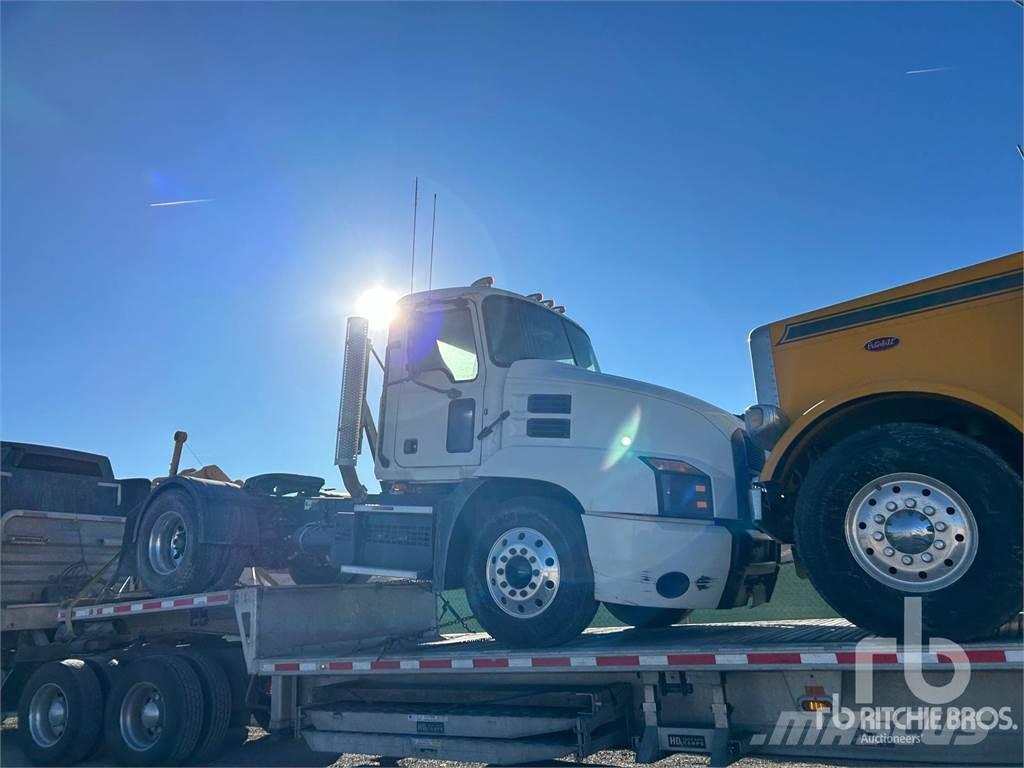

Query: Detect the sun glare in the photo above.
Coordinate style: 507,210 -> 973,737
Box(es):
356,287 -> 400,328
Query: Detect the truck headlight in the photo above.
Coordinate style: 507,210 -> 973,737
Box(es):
743,404 -> 789,451
641,457 -> 713,520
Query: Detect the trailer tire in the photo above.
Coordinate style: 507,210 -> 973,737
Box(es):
464,496 -> 598,647
17,659 -> 103,766
136,489 -> 225,596
605,603 -> 692,629
104,655 -> 205,766
794,423 -> 1022,642
181,652 -> 233,764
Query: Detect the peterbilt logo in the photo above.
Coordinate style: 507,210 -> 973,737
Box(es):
864,336 -> 899,352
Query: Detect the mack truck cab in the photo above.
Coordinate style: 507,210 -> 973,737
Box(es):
123,278 -> 779,647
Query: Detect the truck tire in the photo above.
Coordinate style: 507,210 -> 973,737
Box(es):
17,659 -> 103,765
605,603 -> 692,629
135,489 -> 225,596
104,655 -> 205,766
794,423 -> 1022,642
181,652 -> 233,765
464,496 -> 598,648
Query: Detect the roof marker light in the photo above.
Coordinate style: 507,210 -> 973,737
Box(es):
553,306 -> 566,314
526,293 -> 544,301
471,276 -> 495,288
542,299 -> 555,308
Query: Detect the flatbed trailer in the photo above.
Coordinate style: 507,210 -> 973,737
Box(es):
3,581 -> 1022,767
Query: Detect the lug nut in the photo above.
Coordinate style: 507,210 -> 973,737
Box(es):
923,505 -> 935,516
883,547 -> 895,557
874,514 -> 885,524
905,498 -> 917,508
872,531 -> 884,541
934,540 -> 945,550
935,521 -> 947,532
901,555 -> 913,565
886,501 -> 898,511
921,553 -> 933,563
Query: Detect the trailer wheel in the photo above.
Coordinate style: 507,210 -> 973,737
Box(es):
104,656 -> 205,766
464,496 -> 598,647
136,489 -> 225,596
605,603 -> 692,629
17,659 -> 103,765
181,652 -> 233,764
795,423 -> 1023,641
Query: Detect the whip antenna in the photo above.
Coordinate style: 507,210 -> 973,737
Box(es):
409,176 -> 419,293
428,194 -> 437,290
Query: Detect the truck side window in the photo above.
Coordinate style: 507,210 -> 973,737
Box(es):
407,306 -> 479,382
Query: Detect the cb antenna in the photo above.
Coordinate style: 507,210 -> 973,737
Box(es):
409,176 -> 419,293
428,194 -> 438,290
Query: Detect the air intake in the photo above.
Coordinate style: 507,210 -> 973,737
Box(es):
335,316 -> 370,498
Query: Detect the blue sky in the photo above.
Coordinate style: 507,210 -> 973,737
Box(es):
2,2 -> 1021,485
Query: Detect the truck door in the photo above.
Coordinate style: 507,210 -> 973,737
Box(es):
392,299 -> 485,470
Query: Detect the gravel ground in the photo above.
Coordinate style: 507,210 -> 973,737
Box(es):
0,718 -> 856,768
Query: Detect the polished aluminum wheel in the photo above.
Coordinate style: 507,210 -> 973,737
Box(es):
148,510 -> 187,575
119,682 -> 163,752
845,472 -> 977,592
485,527 -> 560,618
28,683 -> 68,748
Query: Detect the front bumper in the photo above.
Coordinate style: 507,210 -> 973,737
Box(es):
582,512 -> 780,610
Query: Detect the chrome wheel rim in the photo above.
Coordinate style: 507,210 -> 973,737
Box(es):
148,510 -> 187,575
120,682 -> 163,751
485,527 -> 560,618
845,472 -> 977,592
28,683 -> 68,748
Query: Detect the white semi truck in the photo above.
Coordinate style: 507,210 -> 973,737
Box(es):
113,278 -> 779,648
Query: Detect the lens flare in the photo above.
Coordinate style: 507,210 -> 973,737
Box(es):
356,287 -> 400,329
602,406 -> 641,470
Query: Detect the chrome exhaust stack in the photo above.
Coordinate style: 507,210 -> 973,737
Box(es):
335,316 -> 372,500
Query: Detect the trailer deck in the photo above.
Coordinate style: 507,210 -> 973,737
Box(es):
6,583 -> 1021,767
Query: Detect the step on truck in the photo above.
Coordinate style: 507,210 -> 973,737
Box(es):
113,276 -> 781,647
744,252 -> 1023,642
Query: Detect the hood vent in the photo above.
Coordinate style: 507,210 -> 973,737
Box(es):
527,418 -> 571,439
527,394 -> 572,414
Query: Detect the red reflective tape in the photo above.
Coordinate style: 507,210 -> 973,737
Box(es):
113,605 -> 131,613
472,658 -> 508,668
142,601 -> 162,610
173,597 -> 194,607
531,657 -> 571,667
963,650 -> 1006,664
328,661 -> 353,671
419,659 -> 453,669
835,652 -> 899,664
275,663 -> 300,672
207,593 -> 230,604
667,653 -> 717,665
370,660 -> 401,670
596,655 -> 640,667
748,652 -> 802,664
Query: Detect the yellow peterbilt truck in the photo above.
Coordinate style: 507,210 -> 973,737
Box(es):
745,252 -> 1023,641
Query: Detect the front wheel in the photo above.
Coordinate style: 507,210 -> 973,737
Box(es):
135,490 -> 225,596
463,497 -> 598,648
794,423 -> 1022,642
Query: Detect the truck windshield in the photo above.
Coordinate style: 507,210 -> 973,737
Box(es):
482,295 -> 600,372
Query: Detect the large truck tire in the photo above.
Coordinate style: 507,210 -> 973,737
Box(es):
17,659 -> 103,765
135,489 -> 225,596
605,603 -> 692,629
181,651 -> 233,764
464,496 -> 598,648
104,655 -> 205,766
794,423 -> 1022,642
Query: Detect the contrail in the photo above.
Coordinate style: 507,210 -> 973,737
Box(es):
905,67 -> 953,75
149,198 -> 212,207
